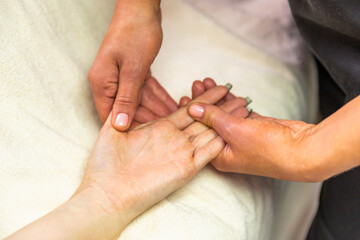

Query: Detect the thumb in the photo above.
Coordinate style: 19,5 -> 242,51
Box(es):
188,103 -> 241,143
112,67 -> 146,131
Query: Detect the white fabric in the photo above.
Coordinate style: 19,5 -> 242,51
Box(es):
184,0 -> 308,65
0,0 -> 320,239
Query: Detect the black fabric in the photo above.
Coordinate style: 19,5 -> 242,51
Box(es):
287,1 -> 360,239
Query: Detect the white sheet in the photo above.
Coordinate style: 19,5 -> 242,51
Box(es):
0,0 -> 320,239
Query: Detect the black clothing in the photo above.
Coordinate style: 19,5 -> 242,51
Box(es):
288,1 -> 360,239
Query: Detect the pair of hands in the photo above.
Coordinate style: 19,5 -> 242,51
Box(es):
135,77 -> 318,182
9,83 -> 252,239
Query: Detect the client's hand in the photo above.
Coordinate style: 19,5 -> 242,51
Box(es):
7,84 -> 244,240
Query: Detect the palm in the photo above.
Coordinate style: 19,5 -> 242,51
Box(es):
81,120 -> 195,214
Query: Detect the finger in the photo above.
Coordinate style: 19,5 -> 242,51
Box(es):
248,111 -> 262,119
193,136 -> 225,172
129,120 -> 142,130
182,97 -> 246,138
179,96 -> 191,107
141,84 -> 172,117
88,63 -> 119,123
167,84 -> 232,130
203,78 -> 236,103
183,122 -> 209,139
112,65 -> 147,131
192,80 -> 206,99
220,97 -> 248,111
224,92 -> 236,101
191,129 -> 218,153
188,103 -> 242,143
203,77 -> 217,89
229,107 -> 252,118
93,94 -> 116,123
146,77 -> 179,112
202,77 -> 225,105
134,106 -> 160,123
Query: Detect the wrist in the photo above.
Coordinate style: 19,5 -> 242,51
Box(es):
295,123 -> 326,182
70,186 -> 133,238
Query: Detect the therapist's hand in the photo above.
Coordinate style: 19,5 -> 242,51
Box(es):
188,103 -> 317,182
88,0 -> 162,131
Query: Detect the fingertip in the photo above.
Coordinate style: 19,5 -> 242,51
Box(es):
203,78 -> 217,89
188,103 -> 205,119
112,112 -> 131,131
179,96 -> 191,107
192,80 -> 206,99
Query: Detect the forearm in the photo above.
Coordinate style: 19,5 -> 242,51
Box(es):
303,95 -> 360,181
6,188 -> 130,240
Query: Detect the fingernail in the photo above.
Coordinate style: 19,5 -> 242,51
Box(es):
245,97 -> 252,105
189,105 -> 204,118
115,113 -> 129,127
246,106 -> 253,114
225,83 -> 233,92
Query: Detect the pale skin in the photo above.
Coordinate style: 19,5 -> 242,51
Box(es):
6,85 -> 251,239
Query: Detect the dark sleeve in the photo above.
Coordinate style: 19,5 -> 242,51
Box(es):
288,0 -> 360,108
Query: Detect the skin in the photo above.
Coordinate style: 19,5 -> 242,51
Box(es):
131,76 -> 179,129
6,85 -> 250,239
188,93 -> 360,182
88,0 -> 162,131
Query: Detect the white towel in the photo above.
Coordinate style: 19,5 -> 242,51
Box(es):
0,0 -> 320,239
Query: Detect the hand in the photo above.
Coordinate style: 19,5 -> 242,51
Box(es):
132,77 -> 237,130
77,84 -> 238,219
179,78 -> 237,107
88,0 -> 162,131
130,76 -> 179,130
188,101 -> 317,182
8,84 -> 243,239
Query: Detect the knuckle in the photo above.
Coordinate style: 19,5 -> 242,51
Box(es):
114,95 -> 137,108
91,80 -> 118,98
203,110 -> 217,127
178,163 -> 195,181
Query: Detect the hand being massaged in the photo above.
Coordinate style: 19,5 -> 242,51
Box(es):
7,82 -> 252,239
